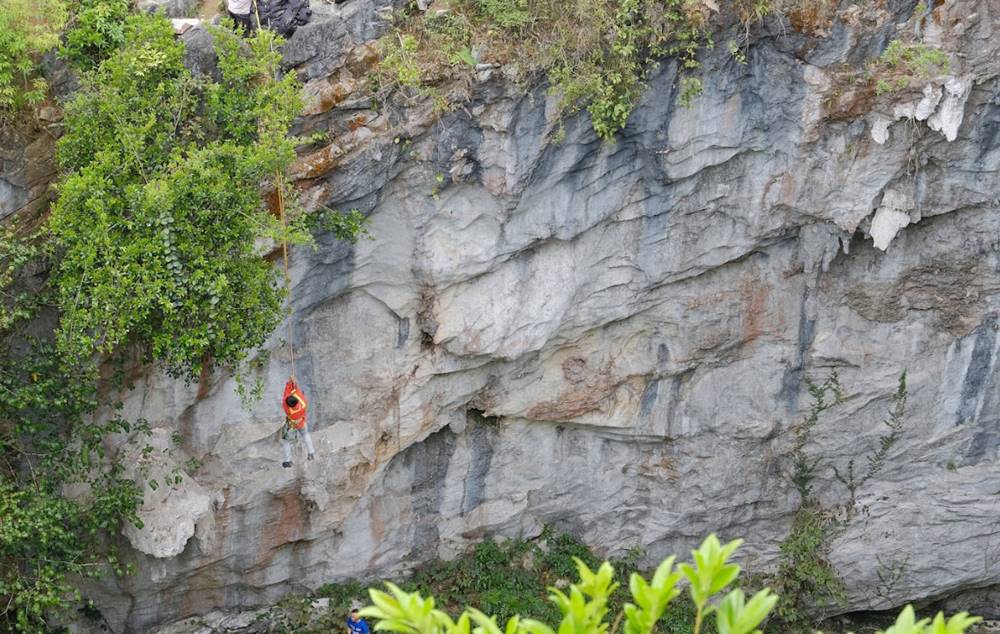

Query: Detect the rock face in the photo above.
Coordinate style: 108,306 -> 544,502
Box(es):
50,0 -> 1000,631
137,0 -> 198,18
0,125 -> 57,226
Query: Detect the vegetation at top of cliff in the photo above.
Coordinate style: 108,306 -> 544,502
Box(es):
374,0 -> 836,139
50,13 -> 308,379
60,0 -> 133,71
356,533 -> 981,634
375,0 -> 717,139
0,0 -> 67,120
0,0 -> 136,123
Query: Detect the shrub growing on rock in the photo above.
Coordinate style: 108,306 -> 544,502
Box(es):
0,0 -> 67,119
50,13 -> 304,379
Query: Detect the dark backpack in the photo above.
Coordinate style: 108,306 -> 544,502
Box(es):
256,0 -> 311,37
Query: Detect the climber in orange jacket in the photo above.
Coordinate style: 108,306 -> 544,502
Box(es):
281,378 -> 315,468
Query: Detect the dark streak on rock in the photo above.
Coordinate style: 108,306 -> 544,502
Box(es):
956,315 -> 998,426
462,420 -> 496,515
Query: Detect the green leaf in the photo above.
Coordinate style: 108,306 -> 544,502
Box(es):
880,605 -> 931,634
456,47 -> 477,67
715,589 -> 778,634
925,611 -> 982,634
680,534 -> 743,609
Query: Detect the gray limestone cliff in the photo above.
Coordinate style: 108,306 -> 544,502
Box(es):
4,1 -> 1000,631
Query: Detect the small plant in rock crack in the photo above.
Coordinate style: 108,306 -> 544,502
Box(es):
875,553 -> 910,602
789,372 -> 844,500
833,372 -> 907,514
867,40 -> 949,95
770,370 -> 910,630
771,500 -> 845,631
771,372 -> 846,630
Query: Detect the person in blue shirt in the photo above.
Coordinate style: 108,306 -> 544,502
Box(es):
347,608 -> 370,634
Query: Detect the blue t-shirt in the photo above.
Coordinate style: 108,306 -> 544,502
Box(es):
347,617 -> 370,634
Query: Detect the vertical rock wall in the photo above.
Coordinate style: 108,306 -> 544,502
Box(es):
11,1 -> 1000,631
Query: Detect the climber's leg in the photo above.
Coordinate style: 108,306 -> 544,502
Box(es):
282,437 -> 293,468
301,428 -> 316,460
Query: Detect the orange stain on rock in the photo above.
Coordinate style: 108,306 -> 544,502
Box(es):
740,279 -> 771,343
347,114 -> 367,132
288,143 -> 346,180
526,375 -> 618,421
255,485 -> 307,569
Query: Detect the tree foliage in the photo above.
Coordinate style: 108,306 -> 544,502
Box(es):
0,225 -> 144,631
0,0 -> 67,119
61,0 -> 132,70
51,14 -> 305,379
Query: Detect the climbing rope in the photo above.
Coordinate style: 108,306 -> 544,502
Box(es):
248,0 -> 298,381
276,173 -> 297,381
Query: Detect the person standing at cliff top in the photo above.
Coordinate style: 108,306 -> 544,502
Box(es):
281,377 -> 315,468
226,0 -> 255,35
346,609 -> 370,634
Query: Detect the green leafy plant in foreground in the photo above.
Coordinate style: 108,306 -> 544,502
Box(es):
362,535 -> 774,634
360,534 -> 979,634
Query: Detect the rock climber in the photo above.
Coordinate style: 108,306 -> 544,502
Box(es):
346,608 -> 370,634
281,377 -> 315,468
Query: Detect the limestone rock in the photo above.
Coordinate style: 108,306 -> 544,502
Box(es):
869,189 -> 912,251
138,0 -> 198,18
928,76 -> 974,142
120,429 -> 217,559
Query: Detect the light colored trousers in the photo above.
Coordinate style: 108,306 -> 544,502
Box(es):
282,426 -> 316,463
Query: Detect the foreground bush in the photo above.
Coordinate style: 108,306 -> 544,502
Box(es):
360,534 -> 980,634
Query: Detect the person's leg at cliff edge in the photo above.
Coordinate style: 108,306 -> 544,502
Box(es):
226,0 -> 255,36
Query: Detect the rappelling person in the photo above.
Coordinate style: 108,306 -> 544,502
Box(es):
281,377 -> 315,468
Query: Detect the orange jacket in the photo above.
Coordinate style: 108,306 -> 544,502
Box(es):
282,380 -> 308,430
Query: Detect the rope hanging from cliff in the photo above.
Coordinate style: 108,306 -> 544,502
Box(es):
276,174 -> 297,381
249,0 -> 298,381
